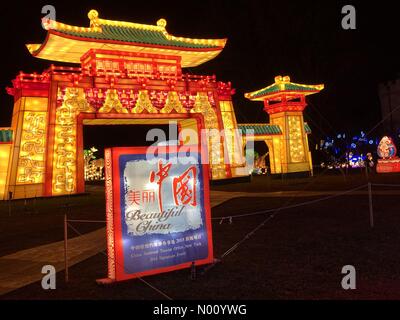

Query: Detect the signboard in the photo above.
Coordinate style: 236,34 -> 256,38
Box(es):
102,145 -> 213,282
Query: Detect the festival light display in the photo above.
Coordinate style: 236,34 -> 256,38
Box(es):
84,147 -> 104,181
16,101 -> 47,185
318,131 -> 380,169
244,75 -> 324,175
0,10 -> 319,199
376,136 -> 400,173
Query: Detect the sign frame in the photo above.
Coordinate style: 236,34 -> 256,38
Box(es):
102,144 -> 213,282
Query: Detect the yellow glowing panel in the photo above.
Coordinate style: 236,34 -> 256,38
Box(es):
220,101 -> 233,112
288,115 -> 305,163
272,136 -> 282,174
16,111 -> 47,184
25,97 -> 49,112
179,119 -> 199,146
191,92 -> 226,179
270,117 -> 286,174
52,89 -> 78,194
220,101 -> 243,166
0,144 -> 11,200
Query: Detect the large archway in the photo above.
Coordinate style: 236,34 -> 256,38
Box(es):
72,113 -> 203,195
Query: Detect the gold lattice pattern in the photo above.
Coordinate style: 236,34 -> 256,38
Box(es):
98,89 -> 129,113
220,101 -> 241,166
160,91 -> 187,113
191,92 -> 225,179
52,88 -> 83,194
131,90 -> 158,113
288,115 -> 305,163
16,112 -> 47,184
270,117 -> 285,173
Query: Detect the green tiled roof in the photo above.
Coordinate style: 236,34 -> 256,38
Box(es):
245,76 -> 324,100
251,83 -> 319,99
56,24 -> 219,49
238,124 -> 282,135
238,123 -> 312,135
0,129 -> 12,143
304,122 -> 312,134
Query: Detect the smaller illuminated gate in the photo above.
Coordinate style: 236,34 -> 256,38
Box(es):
244,75 -> 324,175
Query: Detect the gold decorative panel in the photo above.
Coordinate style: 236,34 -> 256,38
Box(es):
219,100 -> 242,166
191,92 -> 225,179
0,144 -> 11,199
98,89 -> 128,113
160,91 -> 187,113
270,117 -> 285,173
52,88 -> 79,194
16,111 -> 47,184
131,90 -> 158,113
288,115 -> 305,163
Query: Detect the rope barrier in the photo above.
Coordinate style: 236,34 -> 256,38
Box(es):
212,184 -> 369,222
371,183 -> 400,188
204,183 -> 376,275
63,181 -> 399,288
206,181 -> 400,274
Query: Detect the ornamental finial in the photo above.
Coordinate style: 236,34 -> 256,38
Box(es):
88,9 -> 99,27
157,18 -> 167,28
274,75 -> 290,84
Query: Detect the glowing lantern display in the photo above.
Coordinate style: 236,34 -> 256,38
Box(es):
376,136 -> 400,173
377,136 -> 397,159
1,10 -> 320,199
84,147 -> 104,181
244,75 -> 324,175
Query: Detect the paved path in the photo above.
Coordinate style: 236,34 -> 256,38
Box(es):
0,228 -> 106,295
1,188 -> 399,296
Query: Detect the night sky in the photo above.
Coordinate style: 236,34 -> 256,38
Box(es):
1,0 -> 399,149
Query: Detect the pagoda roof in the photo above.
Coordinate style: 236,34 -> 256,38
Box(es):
245,75 -> 324,101
26,10 -> 227,67
238,124 -> 282,136
238,122 -> 312,136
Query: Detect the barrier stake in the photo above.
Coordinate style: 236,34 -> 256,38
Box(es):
64,213 -> 69,283
368,183 -> 374,228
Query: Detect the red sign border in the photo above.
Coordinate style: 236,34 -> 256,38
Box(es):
104,144 -> 213,282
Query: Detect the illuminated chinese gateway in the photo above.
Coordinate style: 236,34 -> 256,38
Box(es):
0,10 -> 323,200
243,76 -> 324,175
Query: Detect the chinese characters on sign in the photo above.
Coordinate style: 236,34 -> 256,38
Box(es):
102,146 -> 213,282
